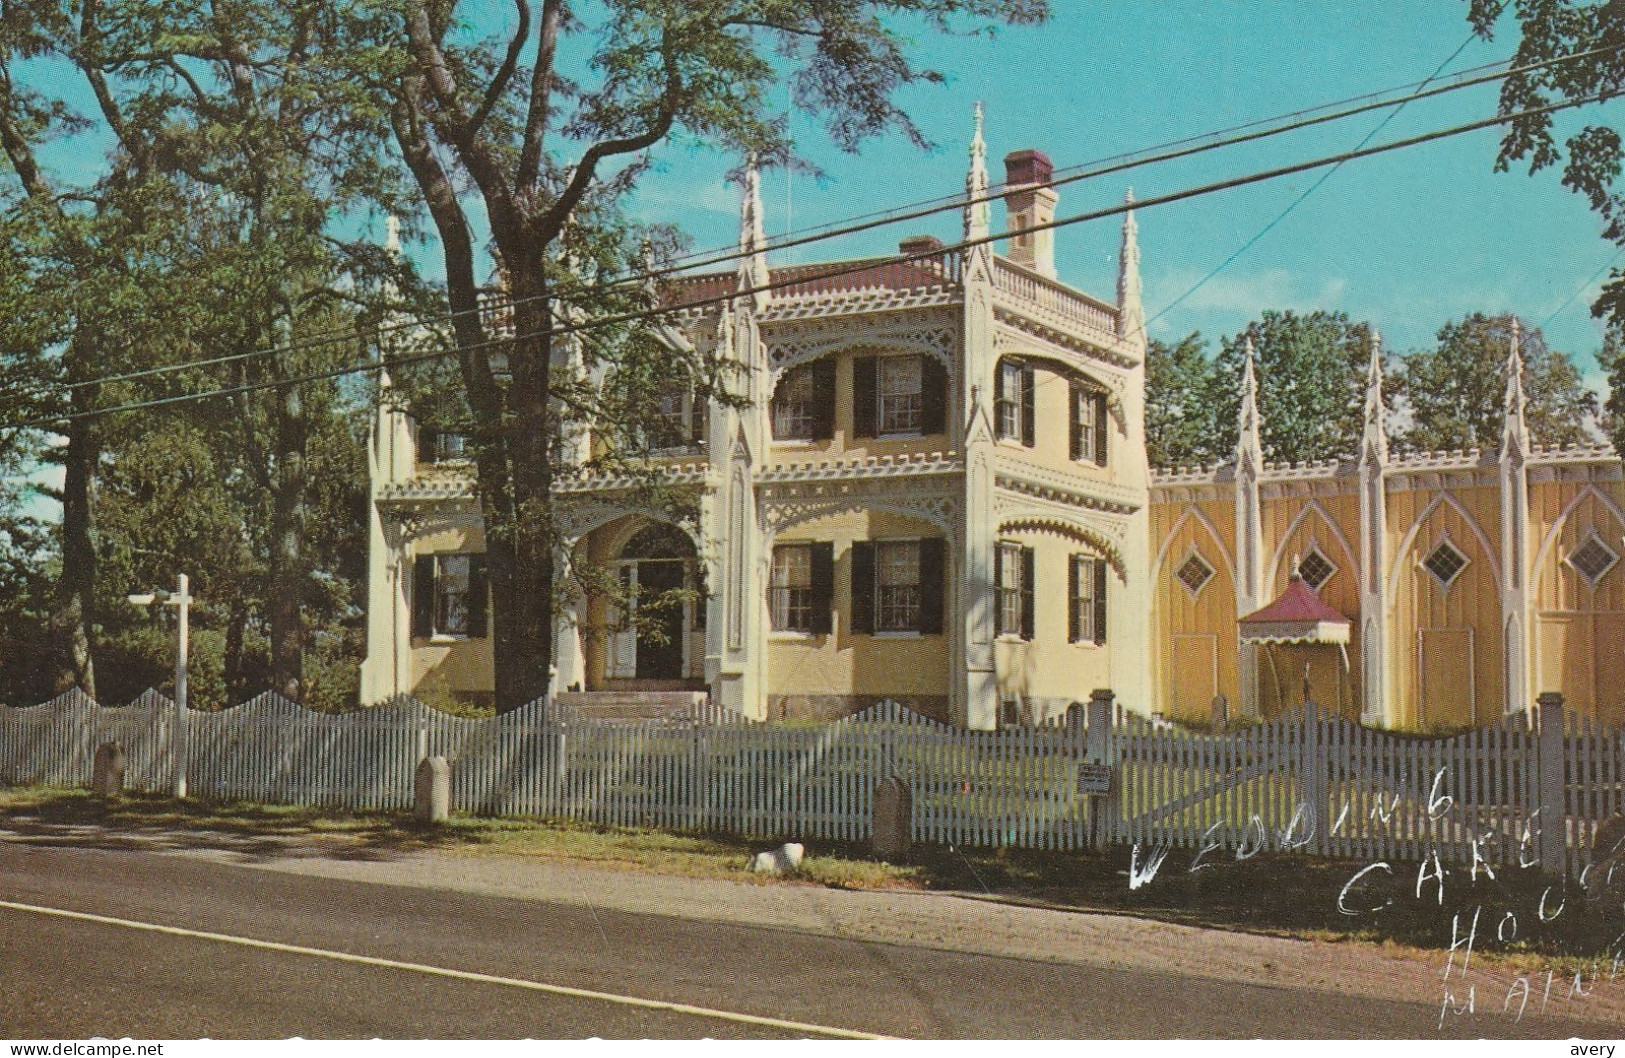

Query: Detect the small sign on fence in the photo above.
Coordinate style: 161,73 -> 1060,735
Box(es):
1076,763 -> 1112,796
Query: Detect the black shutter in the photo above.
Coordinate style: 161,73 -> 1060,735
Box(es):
1068,555 -> 1081,643
416,426 -> 438,464
993,542 -> 1005,634
850,541 -> 875,634
852,356 -> 878,438
809,542 -> 834,634
1069,381 -> 1084,462
812,359 -> 836,440
1093,392 -> 1110,466
1020,546 -> 1036,641
1093,558 -> 1109,646
921,357 -> 948,436
918,537 -> 945,634
993,360 -> 1007,439
467,555 -> 489,638
412,556 -> 435,638
690,390 -> 706,445
1020,364 -> 1036,447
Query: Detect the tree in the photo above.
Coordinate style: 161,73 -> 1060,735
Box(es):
340,0 -> 1047,710
1467,4 -> 1625,325
1596,322 -> 1625,454
1212,310 -> 1372,463
1391,313 -> 1597,452
1145,331 -> 1226,467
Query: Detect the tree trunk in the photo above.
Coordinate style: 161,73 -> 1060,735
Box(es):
56,378 -> 98,698
223,602 -> 249,705
267,381 -> 307,700
486,262 -> 555,713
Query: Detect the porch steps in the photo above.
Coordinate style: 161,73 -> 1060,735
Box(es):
554,690 -> 718,722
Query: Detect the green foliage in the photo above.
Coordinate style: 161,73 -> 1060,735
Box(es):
1213,310 -> 1373,463
1145,331 -> 1226,467
1600,323 -> 1625,454
1391,313 -> 1598,452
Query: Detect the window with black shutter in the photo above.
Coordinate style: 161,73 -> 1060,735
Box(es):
997,542 -> 1030,639
412,553 -> 487,639
1070,555 -> 1105,644
849,541 -> 876,634
995,360 -> 1021,441
852,356 -> 878,439
809,542 -> 834,634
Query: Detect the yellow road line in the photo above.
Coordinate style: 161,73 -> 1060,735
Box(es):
0,899 -> 891,1040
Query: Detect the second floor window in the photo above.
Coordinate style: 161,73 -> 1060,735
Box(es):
772,365 -> 817,440
878,356 -> 923,435
416,427 -> 469,464
1071,382 -> 1109,466
995,360 -> 1035,446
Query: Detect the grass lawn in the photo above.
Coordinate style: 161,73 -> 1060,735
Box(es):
1,785 -> 1619,973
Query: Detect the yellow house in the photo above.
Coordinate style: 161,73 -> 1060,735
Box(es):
359,109 -> 1624,731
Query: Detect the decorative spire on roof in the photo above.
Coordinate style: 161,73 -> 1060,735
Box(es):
1237,336 -> 1262,470
964,102 -> 990,242
1362,327 -> 1388,465
1503,316 -> 1529,458
384,215 -> 401,256
738,153 -> 769,304
1117,189 -> 1143,345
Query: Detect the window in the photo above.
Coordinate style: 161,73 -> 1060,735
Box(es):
1568,534 -> 1619,588
876,540 -> 921,632
417,428 -> 469,464
411,553 -> 487,639
1423,539 -> 1469,589
1297,547 -> 1336,591
997,361 -> 1024,441
1070,555 -> 1108,645
1071,383 -> 1109,466
772,365 -> 818,441
771,545 -> 813,632
996,542 -> 1033,639
850,538 -> 943,635
651,388 -> 690,448
1176,551 -> 1215,598
878,356 -> 923,436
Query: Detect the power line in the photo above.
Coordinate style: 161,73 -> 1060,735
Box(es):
1144,32 -> 1481,333
1539,245 -> 1625,329
28,40 -> 1620,407
19,86 -> 1618,432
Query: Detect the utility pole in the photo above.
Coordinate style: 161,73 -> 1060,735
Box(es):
128,572 -> 191,798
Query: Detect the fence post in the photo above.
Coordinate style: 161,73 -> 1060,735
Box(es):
1086,688 -> 1118,848
1536,691 -> 1568,877
1301,702 -> 1328,856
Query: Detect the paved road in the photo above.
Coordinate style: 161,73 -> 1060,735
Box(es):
0,842 -> 1615,1039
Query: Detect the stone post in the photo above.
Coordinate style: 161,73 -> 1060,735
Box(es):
1211,693 -> 1229,731
91,742 -> 125,798
414,755 -> 450,824
872,775 -> 912,861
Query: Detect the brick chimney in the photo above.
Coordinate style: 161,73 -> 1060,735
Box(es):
1003,149 -> 1057,278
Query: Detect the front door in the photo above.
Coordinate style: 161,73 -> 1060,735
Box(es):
635,559 -> 685,679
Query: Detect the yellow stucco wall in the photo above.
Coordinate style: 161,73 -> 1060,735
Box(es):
768,509 -> 949,698
991,525 -> 1114,704
408,524 -> 495,703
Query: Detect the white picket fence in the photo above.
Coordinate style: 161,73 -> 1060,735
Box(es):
0,688 -> 1617,874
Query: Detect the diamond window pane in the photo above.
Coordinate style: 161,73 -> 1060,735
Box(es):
1423,540 -> 1468,588
1176,552 -> 1215,597
1568,536 -> 1619,587
1297,549 -> 1336,591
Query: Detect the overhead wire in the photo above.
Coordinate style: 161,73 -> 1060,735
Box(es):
15,84 -> 1620,432
22,39 -> 1624,408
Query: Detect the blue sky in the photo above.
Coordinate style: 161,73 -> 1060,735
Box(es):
596,2 -> 1625,384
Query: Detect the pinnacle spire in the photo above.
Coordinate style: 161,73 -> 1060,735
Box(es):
1503,316 -> 1528,455
1117,189 -> 1143,344
1362,328 -> 1387,464
384,215 -> 401,256
1237,336 -> 1262,468
739,153 -> 769,304
964,102 -> 990,241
